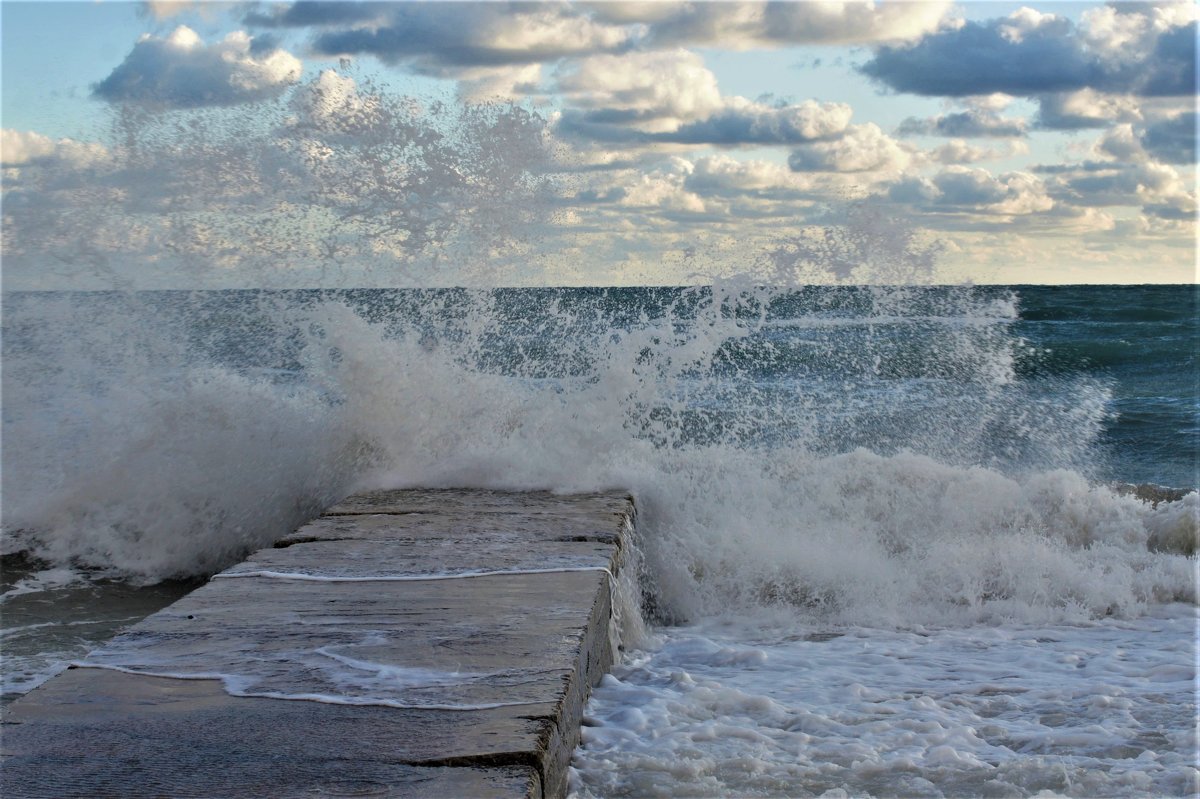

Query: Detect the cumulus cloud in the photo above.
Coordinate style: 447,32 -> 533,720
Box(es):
93,26 -> 302,108
1,129 -> 108,167
560,98 -> 854,146
309,2 -> 635,72
897,109 -> 1027,138
556,49 -> 724,132
1143,112 -> 1197,164
1,129 -> 59,166
554,49 -> 851,146
257,1 -> 951,62
663,98 -> 853,145
642,0 -> 953,48
1035,89 -> 1143,129
1034,131 -> 1195,221
621,171 -> 708,214
569,157 -> 711,215
788,124 -> 912,173
888,166 -> 1054,217
245,1 -> 391,29
1095,123 -> 1144,162
927,139 -> 1029,165
862,5 -> 1196,98
683,154 -> 813,196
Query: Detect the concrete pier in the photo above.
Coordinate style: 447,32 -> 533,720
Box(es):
1,488 -> 635,798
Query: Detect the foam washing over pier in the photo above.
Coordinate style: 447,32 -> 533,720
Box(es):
1,488 -> 636,799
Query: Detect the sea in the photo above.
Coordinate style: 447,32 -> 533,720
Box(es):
2,283 -> 1197,798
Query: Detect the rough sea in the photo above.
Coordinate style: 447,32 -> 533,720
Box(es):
2,284 -> 1197,798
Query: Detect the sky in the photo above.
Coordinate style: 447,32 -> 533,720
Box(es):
0,0 -> 1196,288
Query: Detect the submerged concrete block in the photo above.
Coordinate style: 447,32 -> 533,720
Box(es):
1,489 -> 634,799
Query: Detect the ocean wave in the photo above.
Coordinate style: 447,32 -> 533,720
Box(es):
3,286 -> 1193,630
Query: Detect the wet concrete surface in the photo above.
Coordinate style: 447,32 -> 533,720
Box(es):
1,489 -> 634,798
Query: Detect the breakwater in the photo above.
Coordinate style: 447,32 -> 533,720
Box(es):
1,488 -> 635,799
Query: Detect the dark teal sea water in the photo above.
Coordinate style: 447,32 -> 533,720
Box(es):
1010,285 -> 1197,490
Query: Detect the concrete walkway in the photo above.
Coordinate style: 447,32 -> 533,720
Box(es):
1,489 -> 634,798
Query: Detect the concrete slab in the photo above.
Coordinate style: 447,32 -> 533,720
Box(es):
278,510 -> 625,547
323,488 -> 632,520
3,669 -> 542,799
1,489 -> 634,799
236,531 -> 618,579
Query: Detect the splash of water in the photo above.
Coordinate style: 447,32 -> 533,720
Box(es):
2,75 -> 1194,633
4,278 -> 1194,630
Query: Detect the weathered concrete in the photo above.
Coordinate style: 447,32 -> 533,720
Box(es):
1,489 -> 634,798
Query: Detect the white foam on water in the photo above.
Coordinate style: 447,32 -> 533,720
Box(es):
212,565 -> 611,582
71,663 -> 540,712
0,567 -> 84,601
570,605 -> 1198,798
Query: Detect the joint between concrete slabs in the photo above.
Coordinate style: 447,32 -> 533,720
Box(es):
2,489 -> 633,799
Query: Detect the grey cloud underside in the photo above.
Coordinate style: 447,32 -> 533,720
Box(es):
1143,112 -> 1197,164
314,29 -> 626,69
557,110 -> 843,146
888,173 -> 1006,207
296,2 -> 634,68
862,19 -> 1196,99
1034,95 -> 1119,130
896,111 -> 1026,139
93,37 -> 297,107
1031,160 -> 1125,175
244,1 -> 391,28
1142,202 -> 1194,222
1032,161 -> 1191,221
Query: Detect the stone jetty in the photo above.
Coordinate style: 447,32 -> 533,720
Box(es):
1,488 -> 635,798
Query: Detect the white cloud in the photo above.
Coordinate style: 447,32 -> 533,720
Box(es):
311,3 -> 635,70
93,26 -> 302,108
457,64 -> 545,102
556,49 -> 723,131
646,1 -> 954,48
685,154 -> 812,195
555,49 -> 851,146
1081,1 -> 1199,62
927,139 -> 1029,165
1,129 -> 58,166
964,93 -> 1017,113
788,124 -> 912,173
897,107 -> 1027,138
0,129 -> 108,168
618,160 -> 708,214
1037,89 -> 1143,129
889,166 -> 1054,216
987,172 -> 1054,215
864,3 -> 1195,100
